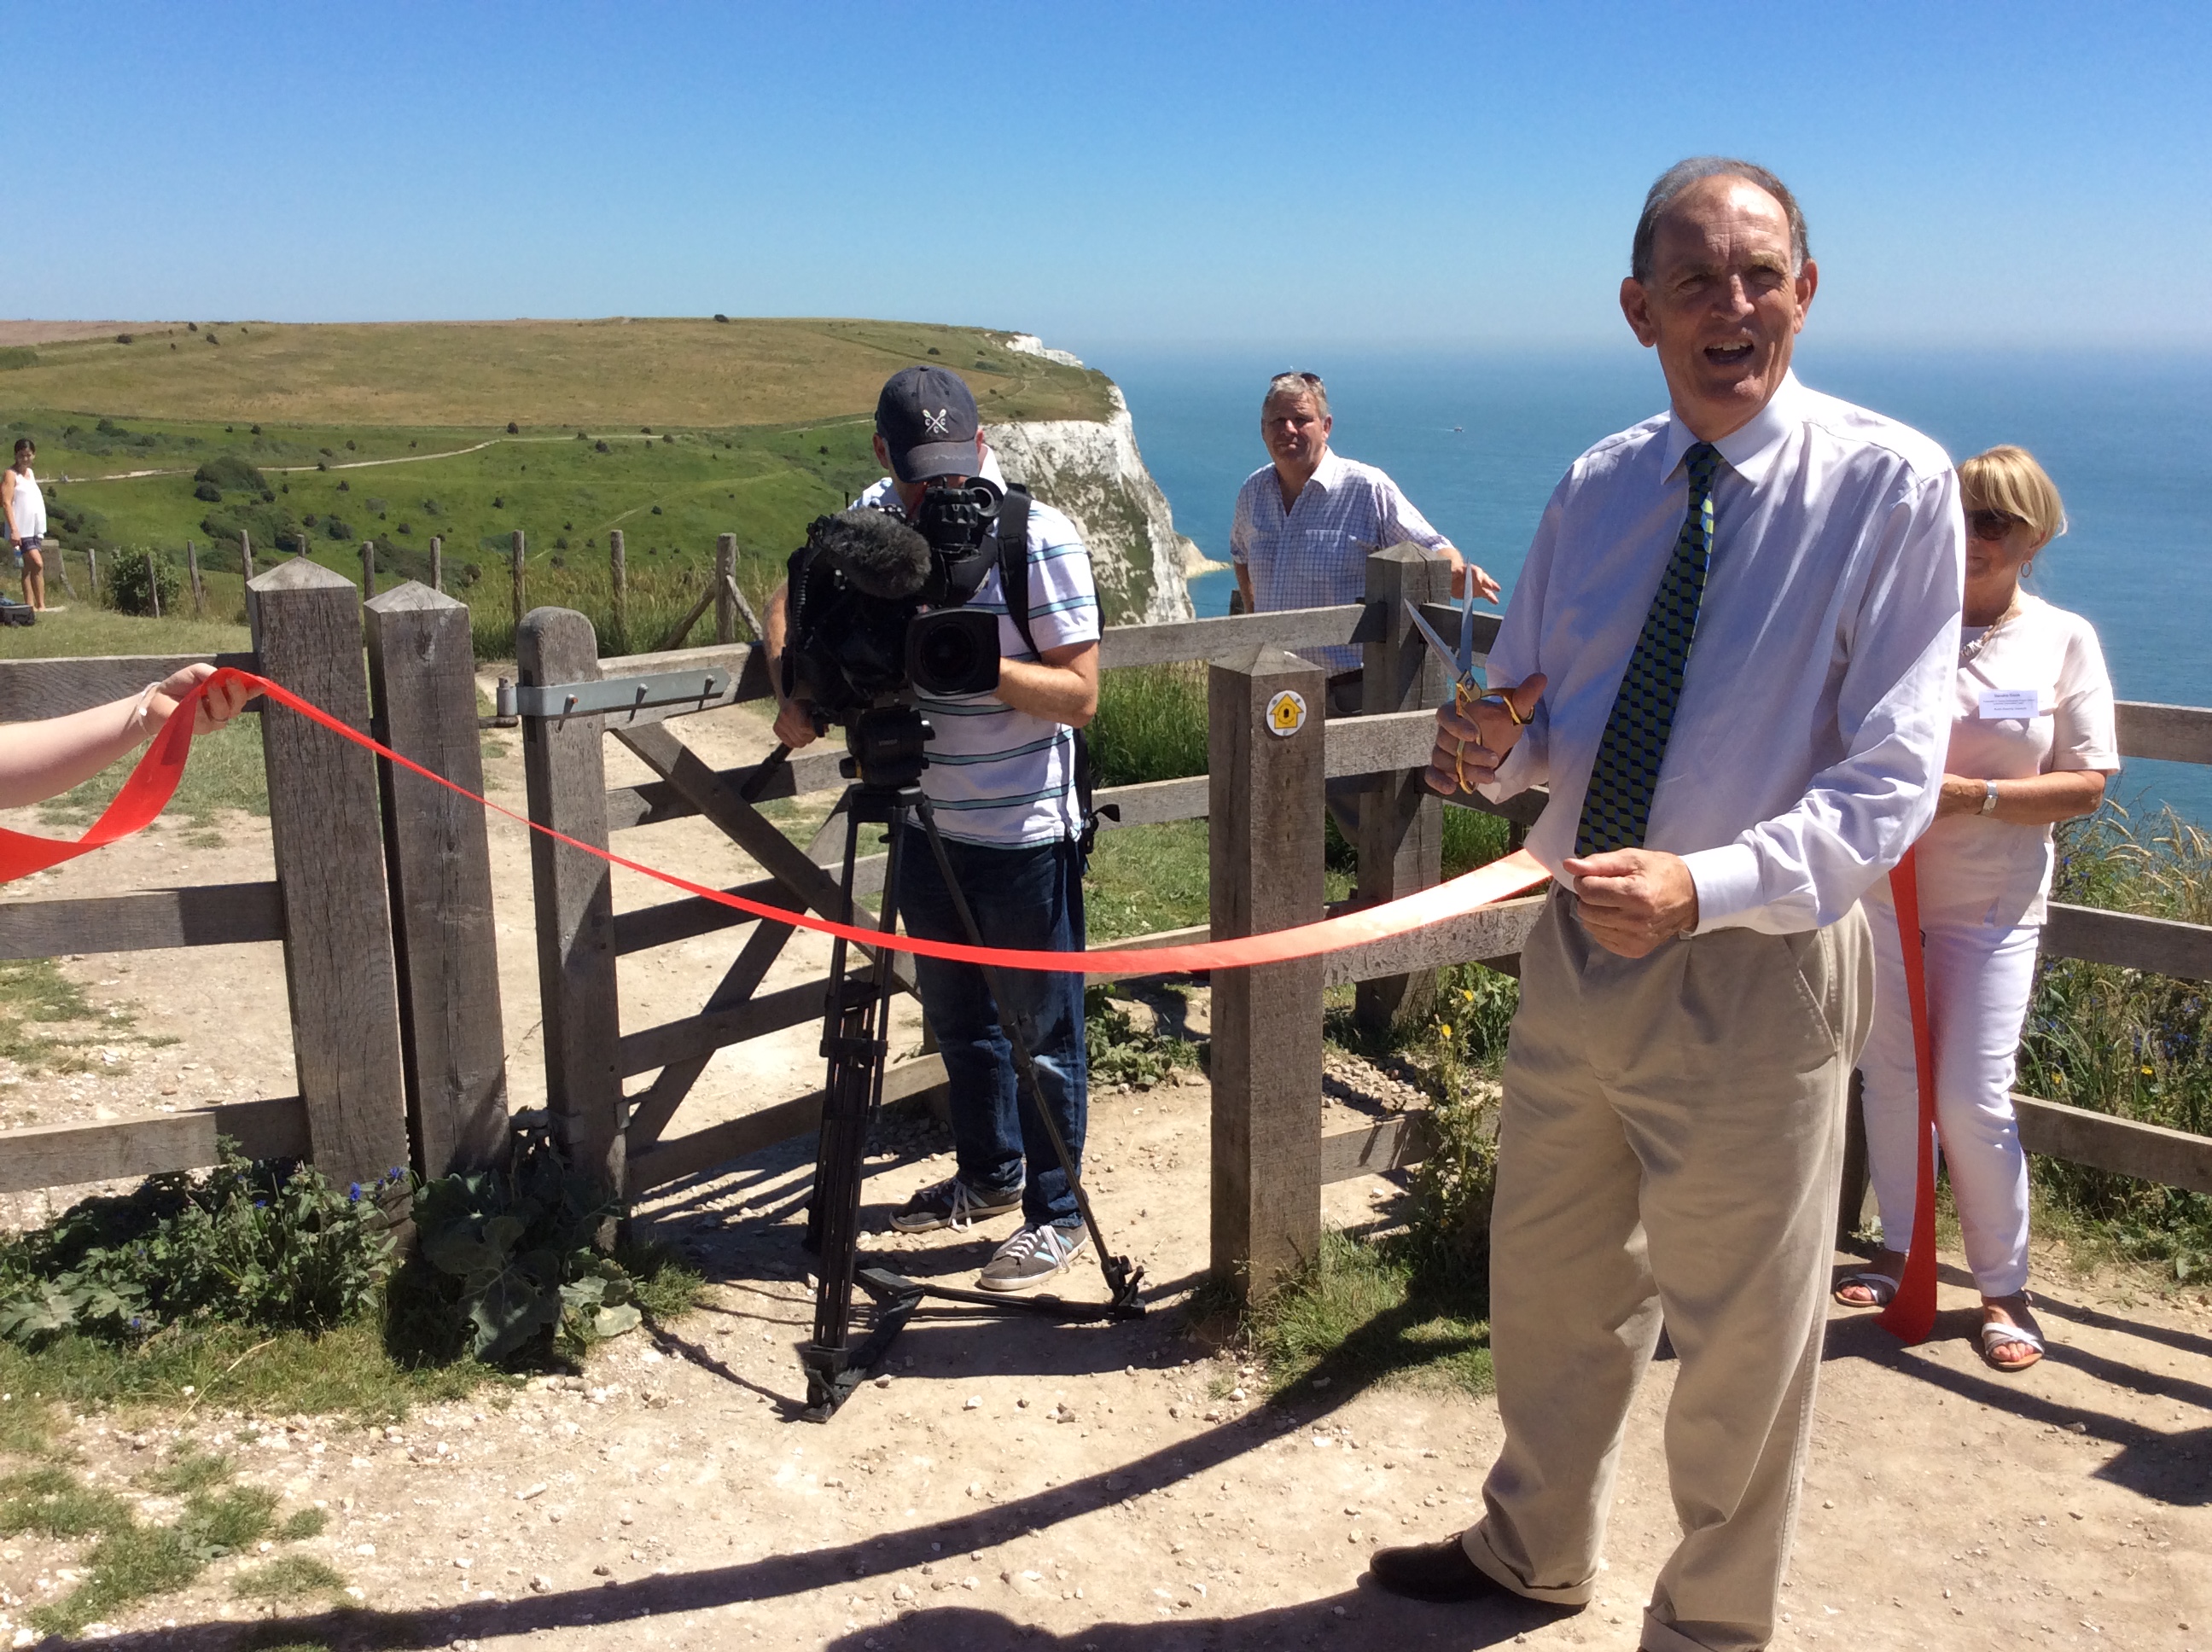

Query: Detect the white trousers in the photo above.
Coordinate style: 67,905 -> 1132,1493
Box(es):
1860,907 -> 2041,1297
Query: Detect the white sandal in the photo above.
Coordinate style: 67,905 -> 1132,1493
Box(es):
1980,1306 -> 2045,1372
1831,1271 -> 1899,1309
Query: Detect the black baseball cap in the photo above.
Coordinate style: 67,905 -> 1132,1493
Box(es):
876,366 -> 981,482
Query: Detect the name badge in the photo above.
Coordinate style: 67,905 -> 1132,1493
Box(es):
1978,689 -> 2042,719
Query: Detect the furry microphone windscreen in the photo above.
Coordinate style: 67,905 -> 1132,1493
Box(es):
808,508 -> 932,600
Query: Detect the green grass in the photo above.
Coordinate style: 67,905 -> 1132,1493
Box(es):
0,956 -> 172,1076
0,1319 -> 500,1423
137,1448 -> 232,1496
231,1553 -> 349,1602
2017,805 -> 2212,1279
1091,663 -> 1208,788
1244,1231 -> 1494,1399
3,317 -> 1113,428
0,600 -> 249,660
0,1426 -> 331,1638
0,1465 -> 132,1537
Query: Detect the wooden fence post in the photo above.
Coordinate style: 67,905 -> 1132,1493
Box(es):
87,548 -> 97,598
609,529 -> 626,649
714,532 -> 736,645
1356,544 -> 1449,1034
365,582 -> 510,1177
187,539 -> 202,616
146,550 -> 161,619
360,541 -> 376,598
240,529 -> 253,583
429,535 -> 443,594
248,559 -> 412,1189
510,530 -> 527,637
518,607 -> 625,1196
1208,644 -> 1326,1301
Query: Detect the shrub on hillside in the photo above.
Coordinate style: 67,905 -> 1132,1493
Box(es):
103,550 -> 182,617
199,500 -> 298,559
193,481 -> 223,503
194,454 -> 267,495
323,518 -> 354,541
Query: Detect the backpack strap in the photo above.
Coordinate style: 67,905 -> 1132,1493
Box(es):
994,487 -> 1117,856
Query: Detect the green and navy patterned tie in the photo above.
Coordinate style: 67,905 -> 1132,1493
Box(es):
1574,441 -> 1721,857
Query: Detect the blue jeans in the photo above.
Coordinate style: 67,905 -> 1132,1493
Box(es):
897,827 -> 1086,1229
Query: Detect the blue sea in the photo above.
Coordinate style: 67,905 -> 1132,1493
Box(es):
1098,346 -> 2212,827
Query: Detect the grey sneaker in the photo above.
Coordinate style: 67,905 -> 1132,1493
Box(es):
978,1223 -> 1090,1292
889,1175 -> 1022,1234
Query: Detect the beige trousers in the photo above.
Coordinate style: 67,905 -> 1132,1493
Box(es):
1461,888 -> 1872,1652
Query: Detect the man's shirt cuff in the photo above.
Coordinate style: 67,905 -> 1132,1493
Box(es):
1680,843 -> 1764,932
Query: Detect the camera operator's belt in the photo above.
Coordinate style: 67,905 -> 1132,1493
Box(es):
1,669 -> 1553,974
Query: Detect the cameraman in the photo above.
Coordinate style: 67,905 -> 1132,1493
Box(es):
764,366 -> 1101,1293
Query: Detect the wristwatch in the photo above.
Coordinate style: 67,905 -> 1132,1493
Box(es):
1980,780 -> 2000,816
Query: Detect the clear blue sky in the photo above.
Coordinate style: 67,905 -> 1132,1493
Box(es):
12,2 -> 2209,354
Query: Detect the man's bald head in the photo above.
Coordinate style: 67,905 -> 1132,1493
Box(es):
1632,157 -> 1807,282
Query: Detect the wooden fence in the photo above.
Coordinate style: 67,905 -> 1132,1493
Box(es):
0,565 -> 507,1196
3,547 -> 2206,1303
515,544 -> 2212,1300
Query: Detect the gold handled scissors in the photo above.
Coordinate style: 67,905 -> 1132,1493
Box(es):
1406,590 -> 1521,791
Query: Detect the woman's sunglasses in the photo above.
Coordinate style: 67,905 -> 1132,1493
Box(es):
1966,509 -> 2023,542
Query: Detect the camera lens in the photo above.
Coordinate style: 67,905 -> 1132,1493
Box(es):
907,609 -> 1001,698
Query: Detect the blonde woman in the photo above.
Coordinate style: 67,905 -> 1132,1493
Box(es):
1834,446 -> 2118,1372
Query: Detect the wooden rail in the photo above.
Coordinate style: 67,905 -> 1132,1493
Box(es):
510,575 -> 2212,1288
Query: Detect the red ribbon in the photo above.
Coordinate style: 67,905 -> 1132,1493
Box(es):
1876,844 -> 1940,1344
2,669 -> 1552,974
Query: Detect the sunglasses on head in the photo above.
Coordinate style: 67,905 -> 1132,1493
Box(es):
1966,509 -> 2023,542
1275,370 -> 1324,389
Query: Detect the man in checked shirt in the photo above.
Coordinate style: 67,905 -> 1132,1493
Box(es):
1231,370 -> 1499,837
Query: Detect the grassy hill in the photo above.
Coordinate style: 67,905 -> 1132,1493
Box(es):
3,317 -> 1120,652
0,317 -> 1112,428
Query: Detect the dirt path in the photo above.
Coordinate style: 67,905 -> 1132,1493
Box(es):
1,705 -> 2208,1649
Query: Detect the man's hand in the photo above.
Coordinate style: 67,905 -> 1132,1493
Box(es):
1424,674 -> 1545,795
1439,546 -> 1502,602
1561,848 -> 1700,958
771,690 -> 819,750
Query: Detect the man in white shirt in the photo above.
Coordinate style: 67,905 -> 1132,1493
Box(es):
1370,160 -> 1964,1652
765,367 -> 1102,1294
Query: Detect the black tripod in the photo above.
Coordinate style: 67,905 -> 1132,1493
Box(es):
798,706 -> 1145,1422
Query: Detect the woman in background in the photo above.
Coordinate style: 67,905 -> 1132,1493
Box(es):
3,438 -> 48,611
1833,446 -> 2118,1373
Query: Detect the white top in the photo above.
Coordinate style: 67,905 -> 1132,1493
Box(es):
3,468 -> 44,541
1480,372 -> 1965,934
1863,594 -> 2117,928
855,449 -> 1101,848
1231,450 -> 1451,673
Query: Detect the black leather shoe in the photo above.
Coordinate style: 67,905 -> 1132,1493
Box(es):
1367,1536 -> 1512,1603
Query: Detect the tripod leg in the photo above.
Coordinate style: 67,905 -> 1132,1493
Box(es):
802,804 -> 910,1416
910,800 -> 1138,1306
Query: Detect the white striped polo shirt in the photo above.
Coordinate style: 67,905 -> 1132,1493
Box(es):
857,468 -> 1100,847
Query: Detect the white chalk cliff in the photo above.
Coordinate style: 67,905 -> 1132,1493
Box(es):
986,339 -> 1201,626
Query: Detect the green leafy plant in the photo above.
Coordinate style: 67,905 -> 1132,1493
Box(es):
410,1122 -> 644,1360
102,548 -> 183,617
0,1146 -> 399,1346
1084,986 -> 1199,1088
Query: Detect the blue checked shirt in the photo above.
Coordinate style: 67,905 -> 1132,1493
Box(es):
1231,449 -> 1452,673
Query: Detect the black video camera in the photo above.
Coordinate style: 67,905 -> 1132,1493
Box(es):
781,480 -> 1005,727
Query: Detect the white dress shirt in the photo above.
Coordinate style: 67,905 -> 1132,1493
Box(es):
1481,372 -> 1965,934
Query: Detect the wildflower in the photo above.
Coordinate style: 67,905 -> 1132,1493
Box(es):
348,1184 -> 363,1203
1438,1023 -> 1453,1039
